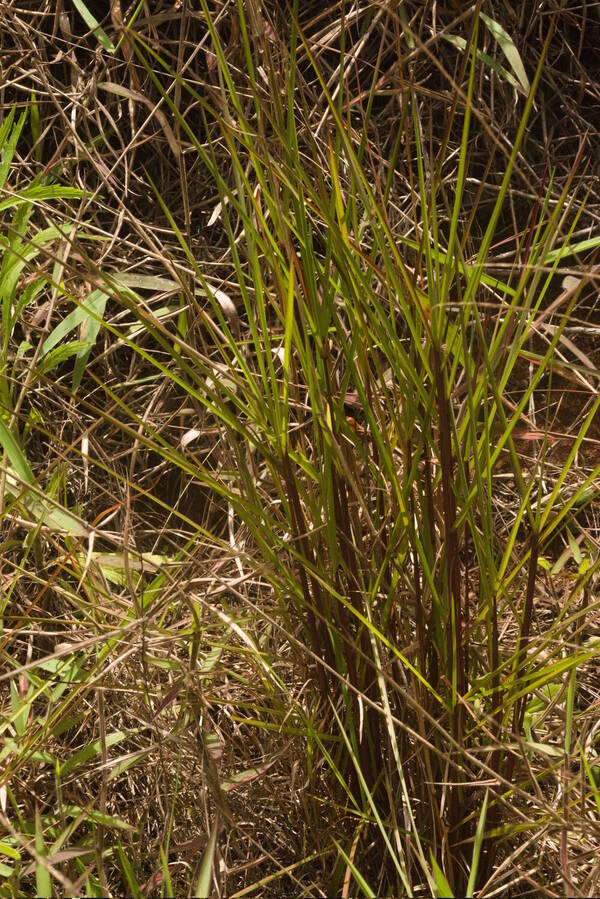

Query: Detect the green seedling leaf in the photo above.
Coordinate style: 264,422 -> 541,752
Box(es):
430,854 -> 453,898
0,843 -> 20,862
30,93 -> 42,162
77,550 -> 170,586
71,0 -> 116,52
61,805 -> 135,832
442,34 -> 523,92
37,656 -> 81,676
39,340 -> 95,375
220,766 -> 264,792
200,644 -> 223,677
16,340 -> 33,359
580,747 -> 600,816
35,806 -> 52,899
0,108 -> 26,193
73,289 -> 110,390
24,492 -> 89,537
220,750 -> 284,793
0,737 -> 54,765
524,741 -> 563,758
39,288 -> 109,392
543,236 -> 600,262
479,12 -> 530,93
50,713 -> 85,741
332,838 -> 375,898
126,306 -> 176,339
466,789 -> 489,897
36,655 -> 86,702
0,419 -> 34,485
159,845 -> 175,898
194,821 -> 218,898
144,655 -> 181,671
117,840 -> 143,899
550,528 -> 583,575
61,729 -> 132,777
0,185 -> 83,213
41,289 -> 108,357
106,748 -> 152,782
86,874 -> 105,898
10,680 -> 32,736
108,272 -> 180,292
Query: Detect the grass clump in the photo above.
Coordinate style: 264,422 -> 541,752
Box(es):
1,1 -> 600,895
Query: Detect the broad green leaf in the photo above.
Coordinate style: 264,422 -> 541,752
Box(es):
41,290 -> 109,357
73,290 -> 110,390
479,12 -> 530,93
194,822 -> 218,898
543,236 -> 600,263
39,288 -> 109,392
0,843 -> 20,862
0,185 -> 82,213
61,729 -> 132,777
24,491 -> 89,537
76,550 -> 170,586
38,340 -> 95,375
36,655 -> 86,702
108,272 -> 180,292
200,644 -> 223,677
442,33 -> 523,92
430,855 -> 453,898
524,741 -> 563,758
126,306 -> 176,339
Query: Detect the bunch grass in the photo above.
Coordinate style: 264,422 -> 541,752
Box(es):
1,1 -> 600,895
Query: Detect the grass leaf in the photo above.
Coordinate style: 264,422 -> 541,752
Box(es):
479,11 -> 530,93
71,0 -> 116,52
